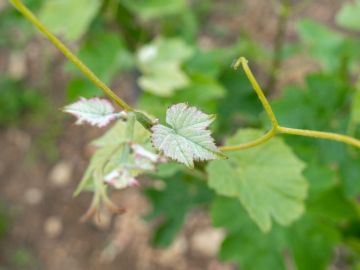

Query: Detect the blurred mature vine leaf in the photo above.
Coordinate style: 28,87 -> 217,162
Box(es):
212,197 -> 287,270
336,0 -> 360,31
296,19 -> 360,72
296,19 -> 343,70
271,70 -> 360,198
271,73 -> 349,130
207,129 -> 308,232
137,47 -> 233,121
217,69 -> 262,135
212,194 -> 353,270
39,0 -> 101,41
351,82 -> 360,128
286,214 -> 340,270
137,37 -> 194,96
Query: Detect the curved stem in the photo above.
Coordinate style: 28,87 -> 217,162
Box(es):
233,57 -> 279,127
220,127 -> 277,152
9,0 -> 360,154
223,56 -> 360,152
10,0 -> 132,111
278,126 -> 360,149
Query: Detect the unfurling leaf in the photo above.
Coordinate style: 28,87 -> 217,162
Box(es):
130,142 -> 167,163
151,103 -> 225,168
63,97 -> 126,128
104,169 -> 140,189
103,143 -> 165,189
74,121 -> 152,196
207,129 -> 308,232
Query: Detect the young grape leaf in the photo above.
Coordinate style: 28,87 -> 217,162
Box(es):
39,0 -> 101,41
74,119 -> 155,195
151,103 -> 225,168
207,129 -> 308,232
104,168 -> 139,189
63,97 -> 126,128
74,144 -> 124,195
93,119 -> 150,146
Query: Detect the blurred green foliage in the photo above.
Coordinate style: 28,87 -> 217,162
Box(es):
0,77 -> 44,126
145,167 -> 213,246
3,0 -> 360,269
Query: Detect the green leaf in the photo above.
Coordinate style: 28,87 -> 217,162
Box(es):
74,144 -> 124,195
63,97 -> 124,128
39,0 -> 101,41
66,31 -> 133,81
184,47 -> 237,78
65,31 -> 133,101
271,73 -> 348,130
137,38 -> 194,96
217,68 -> 263,135
287,214 -> 340,270
121,0 -> 187,20
145,172 -> 213,247
212,197 -> 344,270
339,155 -> 360,197
351,83 -> 360,127
93,120 -> 150,147
0,77 -> 44,125
336,0 -> 360,31
138,74 -> 225,122
151,103 -> 224,168
66,78 -> 100,101
74,119 -> 150,195
207,129 -> 308,232
211,196 -> 287,270
270,72 -> 355,166
307,187 -> 358,223
303,162 -> 337,199
296,19 -> 344,70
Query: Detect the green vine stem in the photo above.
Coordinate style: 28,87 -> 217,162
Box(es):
220,127 -> 277,151
233,57 -> 279,127
10,0 -> 155,129
9,0 -> 132,111
220,57 -> 360,152
277,126 -> 360,148
10,0 -> 360,155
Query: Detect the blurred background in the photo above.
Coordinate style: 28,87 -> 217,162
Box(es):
1,0 -> 360,269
